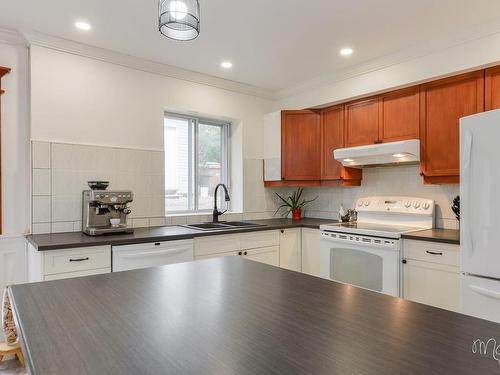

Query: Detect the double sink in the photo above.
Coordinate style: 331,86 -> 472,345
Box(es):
183,221 -> 265,231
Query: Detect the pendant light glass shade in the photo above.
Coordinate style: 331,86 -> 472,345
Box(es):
159,0 -> 200,41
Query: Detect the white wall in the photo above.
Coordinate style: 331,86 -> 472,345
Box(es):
0,38 -> 29,296
29,45 -> 275,220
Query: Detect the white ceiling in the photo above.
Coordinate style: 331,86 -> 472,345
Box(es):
1,0 -> 500,92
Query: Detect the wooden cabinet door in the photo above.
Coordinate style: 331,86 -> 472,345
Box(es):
345,97 -> 379,147
321,106 -> 344,180
420,71 -> 484,183
279,228 -> 302,272
281,110 -> 321,180
485,65 -> 500,111
321,105 -> 362,183
379,87 -> 420,142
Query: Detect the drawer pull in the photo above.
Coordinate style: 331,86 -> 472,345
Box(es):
69,257 -> 90,262
426,251 -> 443,256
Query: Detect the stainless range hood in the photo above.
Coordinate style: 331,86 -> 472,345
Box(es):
334,139 -> 420,168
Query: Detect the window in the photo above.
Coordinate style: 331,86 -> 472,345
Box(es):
164,113 -> 230,214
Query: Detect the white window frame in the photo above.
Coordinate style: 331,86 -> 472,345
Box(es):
164,112 -> 230,214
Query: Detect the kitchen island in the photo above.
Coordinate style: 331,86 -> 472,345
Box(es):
10,257 -> 500,374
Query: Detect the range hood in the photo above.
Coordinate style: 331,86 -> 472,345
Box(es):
334,139 -> 420,168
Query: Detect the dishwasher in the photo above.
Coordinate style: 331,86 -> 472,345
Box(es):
112,239 -> 194,272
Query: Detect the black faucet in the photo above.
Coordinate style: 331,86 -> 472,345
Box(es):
213,183 -> 230,223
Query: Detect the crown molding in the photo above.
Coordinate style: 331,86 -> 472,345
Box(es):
0,27 -> 27,45
275,17 -> 500,101
21,30 -> 275,101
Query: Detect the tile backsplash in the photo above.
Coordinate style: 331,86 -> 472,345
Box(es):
31,144 -> 280,234
302,165 -> 460,229
31,141 -> 166,234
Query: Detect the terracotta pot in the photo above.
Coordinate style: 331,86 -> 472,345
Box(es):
292,208 -> 302,221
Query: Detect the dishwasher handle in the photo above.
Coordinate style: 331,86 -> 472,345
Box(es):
117,247 -> 190,259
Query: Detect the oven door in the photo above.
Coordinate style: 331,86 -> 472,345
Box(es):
320,231 -> 401,297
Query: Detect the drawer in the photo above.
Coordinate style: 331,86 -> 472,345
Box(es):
194,234 -> 241,257
43,246 -> 111,275
404,239 -> 459,266
44,268 -> 111,281
240,230 -> 279,250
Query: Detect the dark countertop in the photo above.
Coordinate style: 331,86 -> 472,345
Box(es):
11,257 -> 500,375
26,218 -> 336,251
402,228 -> 460,245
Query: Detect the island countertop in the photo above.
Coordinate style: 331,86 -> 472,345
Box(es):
10,257 -> 500,375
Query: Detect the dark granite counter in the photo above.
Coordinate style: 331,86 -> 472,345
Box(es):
11,257 -> 500,375
402,228 -> 460,245
26,218 -> 336,251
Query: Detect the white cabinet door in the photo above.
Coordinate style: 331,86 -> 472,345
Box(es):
279,228 -> 302,271
301,228 -> 321,277
245,246 -> 279,267
263,111 -> 282,181
403,259 -> 461,312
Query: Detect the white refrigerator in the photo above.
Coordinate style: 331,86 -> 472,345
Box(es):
460,109 -> 500,323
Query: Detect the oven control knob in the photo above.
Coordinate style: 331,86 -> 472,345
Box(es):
404,201 -> 411,208
358,201 -> 364,207
413,201 -> 420,208
110,196 -> 118,203
364,201 -> 370,206
422,202 -> 430,210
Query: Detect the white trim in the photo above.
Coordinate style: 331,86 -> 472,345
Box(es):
30,139 -> 163,152
21,30 -> 275,100
0,27 -> 26,45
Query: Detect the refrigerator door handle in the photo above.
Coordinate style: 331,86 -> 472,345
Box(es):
462,130 -> 473,256
469,285 -> 500,300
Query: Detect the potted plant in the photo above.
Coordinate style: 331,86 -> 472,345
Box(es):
274,188 -> 318,221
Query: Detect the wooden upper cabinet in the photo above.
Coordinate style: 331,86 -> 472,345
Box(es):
321,106 -> 344,180
379,87 -> 420,142
345,97 -> 380,147
321,106 -> 362,184
420,71 -> 484,184
281,110 -> 321,181
485,66 -> 500,111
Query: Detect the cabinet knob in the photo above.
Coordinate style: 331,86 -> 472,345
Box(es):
402,259 -> 407,264
238,251 -> 242,256
244,251 -> 248,256
280,229 -> 284,233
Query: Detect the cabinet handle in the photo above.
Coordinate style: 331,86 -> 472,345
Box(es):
244,251 -> 248,255
69,257 -> 89,262
426,251 -> 443,256
238,251 -> 242,256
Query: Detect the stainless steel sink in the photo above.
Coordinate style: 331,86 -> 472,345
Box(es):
182,221 -> 265,231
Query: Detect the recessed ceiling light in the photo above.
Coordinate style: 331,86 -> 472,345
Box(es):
220,61 -> 233,69
340,47 -> 353,56
393,153 -> 407,158
344,158 -> 354,162
75,21 -> 92,31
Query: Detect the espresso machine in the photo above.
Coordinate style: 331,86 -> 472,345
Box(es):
82,182 -> 134,236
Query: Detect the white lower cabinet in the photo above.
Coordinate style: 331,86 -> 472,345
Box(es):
194,231 -> 280,267
403,239 -> 461,312
301,228 -> 321,277
279,228 -> 302,271
28,244 -> 111,282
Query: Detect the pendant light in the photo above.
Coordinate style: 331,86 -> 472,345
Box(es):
158,0 -> 200,41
